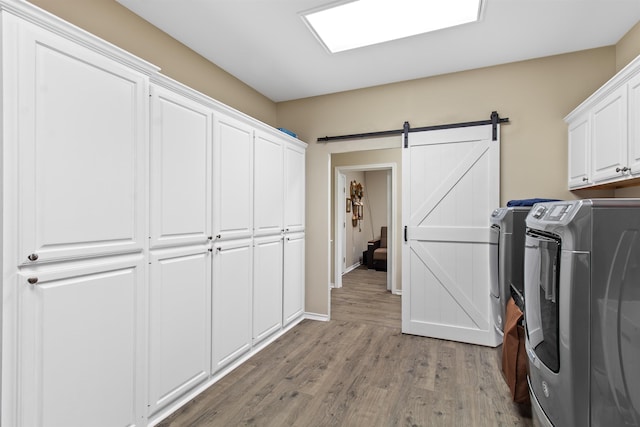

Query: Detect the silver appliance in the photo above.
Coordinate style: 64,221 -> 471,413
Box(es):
524,199 -> 640,427
489,206 -> 531,335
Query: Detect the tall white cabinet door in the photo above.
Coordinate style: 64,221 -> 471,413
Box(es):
211,239 -> 252,372
150,84 -> 212,249
568,114 -> 591,188
13,17 -> 147,264
17,255 -> 146,427
148,246 -> 211,416
284,142 -> 306,233
254,132 -> 284,237
592,86 -> 628,183
253,235 -> 283,344
213,114 -> 254,241
628,73 -> 640,175
283,233 -> 305,326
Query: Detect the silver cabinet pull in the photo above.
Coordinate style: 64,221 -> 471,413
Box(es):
27,277 -> 39,285
27,253 -> 39,262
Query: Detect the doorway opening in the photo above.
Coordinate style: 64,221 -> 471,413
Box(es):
333,162 -> 397,295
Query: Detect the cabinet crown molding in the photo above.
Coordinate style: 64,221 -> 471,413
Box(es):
0,0 -> 159,76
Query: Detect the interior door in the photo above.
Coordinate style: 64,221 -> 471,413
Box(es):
402,124 -> 500,346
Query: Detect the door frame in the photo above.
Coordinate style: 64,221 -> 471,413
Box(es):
334,163 -> 397,295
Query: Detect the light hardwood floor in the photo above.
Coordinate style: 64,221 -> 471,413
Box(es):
158,266 -> 533,427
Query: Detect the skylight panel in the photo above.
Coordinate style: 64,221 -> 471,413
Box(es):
302,0 -> 483,53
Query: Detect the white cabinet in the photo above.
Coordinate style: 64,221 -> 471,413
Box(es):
12,14 -> 148,264
213,113 -> 254,241
284,141 -> 306,233
16,255 -> 147,427
253,235 -> 284,343
1,3 -> 307,426
591,86 -> 628,183
566,53 -> 640,188
148,246 -> 211,416
211,239 -> 253,372
254,131 -> 284,237
150,82 -> 212,249
2,8 -> 155,427
148,79 -> 214,416
283,232 -> 305,326
568,114 -> 591,187
627,73 -> 640,174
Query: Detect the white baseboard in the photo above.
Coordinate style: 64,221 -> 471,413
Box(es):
343,262 -> 361,274
304,312 -> 330,322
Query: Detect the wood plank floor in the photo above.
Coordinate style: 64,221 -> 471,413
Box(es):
158,266 -> 532,427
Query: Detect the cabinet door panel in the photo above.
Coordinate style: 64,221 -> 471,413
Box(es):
254,132 -> 284,237
284,142 -> 306,232
212,239 -> 252,371
150,85 -> 212,249
592,86 -> 628,183
148,246 -> 211,415
568,115 -> 590,188
17,255 -> 145,427
253,236 -> 283,343
283,233 -> 305,326
628,74 -> 640,175
214,114 -> 253,241
16,19 -> 147,264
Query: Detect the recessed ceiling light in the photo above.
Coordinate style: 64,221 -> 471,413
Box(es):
302,0 -> 483,53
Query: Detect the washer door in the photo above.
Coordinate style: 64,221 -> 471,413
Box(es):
595,230 -> 640,426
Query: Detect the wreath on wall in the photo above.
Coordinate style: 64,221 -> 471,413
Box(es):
349,180 -> 364,230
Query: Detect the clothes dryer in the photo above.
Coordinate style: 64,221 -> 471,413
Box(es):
489,206 -> 530,335
524,199 -> 640,427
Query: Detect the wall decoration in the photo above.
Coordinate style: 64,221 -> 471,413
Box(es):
349,180 -> 364,231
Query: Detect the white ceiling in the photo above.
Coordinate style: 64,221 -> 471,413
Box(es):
116,0 -> 640,102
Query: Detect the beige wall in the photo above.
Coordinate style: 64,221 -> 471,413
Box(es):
28,0 -> 277,126
364,170 -> 389,239
617,21 -> 640,72
277,47 -> 622,315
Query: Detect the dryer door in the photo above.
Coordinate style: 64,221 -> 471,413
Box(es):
593,230 -> 640,426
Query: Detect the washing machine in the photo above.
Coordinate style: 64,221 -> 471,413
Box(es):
489,206 -> 531,335
524,199 -> 640,427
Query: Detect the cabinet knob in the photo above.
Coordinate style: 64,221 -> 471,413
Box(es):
27,253 -> 39,262
582,177 -> 588,182
616,166 -> 630,173
27,277 -> 39,285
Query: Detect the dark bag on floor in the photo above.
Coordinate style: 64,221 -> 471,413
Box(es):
501,297 -> 530,405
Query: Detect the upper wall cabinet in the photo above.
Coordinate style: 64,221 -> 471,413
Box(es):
5,12 -> 152,264
284,141 -> 306,232
213,113 -> 254,241
254,131 -> 284,237
566,54 -> 640,189
150,80 -> 212,249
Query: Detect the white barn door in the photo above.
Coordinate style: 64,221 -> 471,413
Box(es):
402,124 -> 500,347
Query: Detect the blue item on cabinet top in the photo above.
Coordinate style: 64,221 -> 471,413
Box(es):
277,127 -> 297,138
506,198 -> 561,207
